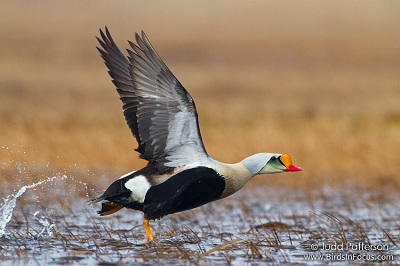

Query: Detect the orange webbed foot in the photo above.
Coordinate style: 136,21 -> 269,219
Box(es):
142,218 -> 156,244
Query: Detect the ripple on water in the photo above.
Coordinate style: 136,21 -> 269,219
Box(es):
0,174 -> 399,265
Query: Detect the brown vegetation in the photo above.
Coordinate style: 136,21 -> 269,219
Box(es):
1,2 -> 399,264
1,1 -> 399,193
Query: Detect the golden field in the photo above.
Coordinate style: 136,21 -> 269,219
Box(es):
1,1 -> 399,194
0,2 -> 399,264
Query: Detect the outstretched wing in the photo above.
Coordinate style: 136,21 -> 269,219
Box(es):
97,27 -> 208,168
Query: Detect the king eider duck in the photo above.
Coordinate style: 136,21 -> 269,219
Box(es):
91,27 -> 302,243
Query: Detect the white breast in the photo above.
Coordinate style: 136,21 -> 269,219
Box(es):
124,175 -> 151,203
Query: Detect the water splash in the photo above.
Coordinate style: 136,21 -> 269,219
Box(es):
0,174 -> 67,237
33,210 -> 56,239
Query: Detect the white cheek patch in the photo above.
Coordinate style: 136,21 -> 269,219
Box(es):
124,175 -> 151,203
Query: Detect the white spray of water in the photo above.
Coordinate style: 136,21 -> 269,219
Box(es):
0,174 -> 67,237
33,210 -> 56,238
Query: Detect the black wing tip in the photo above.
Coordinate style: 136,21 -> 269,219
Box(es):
140,31 -> 150,44
95,28 -> 142,44
135,30 -> 146,41
98,26 -> 110,36
98,27 -> 148,56
98,27 -> 107,41
98,26 -> 114,45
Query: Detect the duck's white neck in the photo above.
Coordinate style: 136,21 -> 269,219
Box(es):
215,161 -> 253,199
214,153 -> 280,198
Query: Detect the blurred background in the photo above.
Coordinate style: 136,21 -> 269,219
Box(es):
1,1 -> 399,194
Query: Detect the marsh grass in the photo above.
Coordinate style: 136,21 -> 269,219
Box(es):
1,1 -> 400,264
0,182 -> 398,264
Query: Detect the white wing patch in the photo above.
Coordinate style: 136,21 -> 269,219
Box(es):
124,175 -> 151,203
119,170 -> 137,179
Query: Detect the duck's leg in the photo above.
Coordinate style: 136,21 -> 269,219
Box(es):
142,218 -> 156,243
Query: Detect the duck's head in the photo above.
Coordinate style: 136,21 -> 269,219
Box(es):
241,153 -> 302,175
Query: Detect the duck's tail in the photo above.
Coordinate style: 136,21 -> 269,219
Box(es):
88,195 -> 124,216
98,201 -> 124,216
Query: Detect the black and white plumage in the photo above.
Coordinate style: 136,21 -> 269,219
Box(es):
91,27 -> 302,243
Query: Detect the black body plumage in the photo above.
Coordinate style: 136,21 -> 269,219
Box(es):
97,167 -> 225,220
141,167 -> 225,220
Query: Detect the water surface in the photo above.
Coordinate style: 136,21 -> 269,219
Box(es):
0,172 -> 399,265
